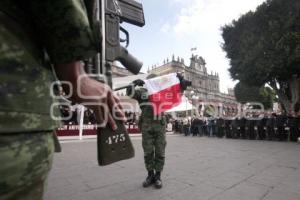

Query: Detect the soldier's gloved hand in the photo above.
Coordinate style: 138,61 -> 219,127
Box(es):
132,79 -> 145,86
177,73 -> 191,91
177,73 -> 184,82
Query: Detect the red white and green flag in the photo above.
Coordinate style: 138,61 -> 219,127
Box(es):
144,73 -> 183,115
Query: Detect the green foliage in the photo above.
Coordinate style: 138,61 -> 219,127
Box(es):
234,82 -> 260,103
259,86 -> 277,109
222,0 -> 300,85
234,82 -> 276,109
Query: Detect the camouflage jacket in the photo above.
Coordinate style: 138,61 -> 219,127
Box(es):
127,87 -> 166,127
0,0 -> 97,133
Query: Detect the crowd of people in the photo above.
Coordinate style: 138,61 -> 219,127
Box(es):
172,112 -> 300,142
59,106 -> 300,143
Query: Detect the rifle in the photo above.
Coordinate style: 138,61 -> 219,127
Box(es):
87,0 -> 145,166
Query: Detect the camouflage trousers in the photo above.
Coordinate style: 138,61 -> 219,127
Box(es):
0,132 -> 54,200
141,123 -> 166,172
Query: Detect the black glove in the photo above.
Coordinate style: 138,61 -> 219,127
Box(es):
132,79 -> 145,86
177,73 -> 184,82
177,73 -> 191,91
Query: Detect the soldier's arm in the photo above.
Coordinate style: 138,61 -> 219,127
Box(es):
54,61 -> 126,130
21,0 -> 126,129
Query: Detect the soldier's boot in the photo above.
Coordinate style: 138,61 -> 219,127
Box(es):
154,171 -> 162,189
142,170 -> 155,187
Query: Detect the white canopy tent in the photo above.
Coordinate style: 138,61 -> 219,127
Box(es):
166,96 -> 195,112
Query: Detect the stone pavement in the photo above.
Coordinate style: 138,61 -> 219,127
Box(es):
45,135 -> 300,200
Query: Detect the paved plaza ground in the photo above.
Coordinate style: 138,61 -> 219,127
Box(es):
45,135 -> 300,200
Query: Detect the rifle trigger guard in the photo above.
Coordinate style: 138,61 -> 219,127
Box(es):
120,26 -> 129,47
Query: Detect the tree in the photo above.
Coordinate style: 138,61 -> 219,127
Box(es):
222,0 -> 300,113
260,86 -> 278,110
234,82 -> 276,110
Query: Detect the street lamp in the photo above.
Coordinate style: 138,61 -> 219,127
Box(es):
184,90 -> 197,117
184,91 -> 188,117
192,95 -> 199,101
192,94 -> 199,116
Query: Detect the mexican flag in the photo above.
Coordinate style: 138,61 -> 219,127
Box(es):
144,73 -> 183,115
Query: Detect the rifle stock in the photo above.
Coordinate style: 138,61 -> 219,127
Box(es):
90,0 -> 145,166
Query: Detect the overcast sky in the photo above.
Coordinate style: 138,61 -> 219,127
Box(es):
123,0 -> 266,93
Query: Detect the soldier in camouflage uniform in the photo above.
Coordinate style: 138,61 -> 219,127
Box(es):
0,0 -> 125,199
127,75 -> 166,189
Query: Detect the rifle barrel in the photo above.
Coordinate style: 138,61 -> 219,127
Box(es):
114,84 -> 132,91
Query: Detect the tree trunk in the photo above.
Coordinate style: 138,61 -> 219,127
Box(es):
288,76 -> 300,113
269,77 -> 300,114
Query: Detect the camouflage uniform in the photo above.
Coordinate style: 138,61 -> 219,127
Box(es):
129,87 -> 167,172
0,0 -> 97,199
